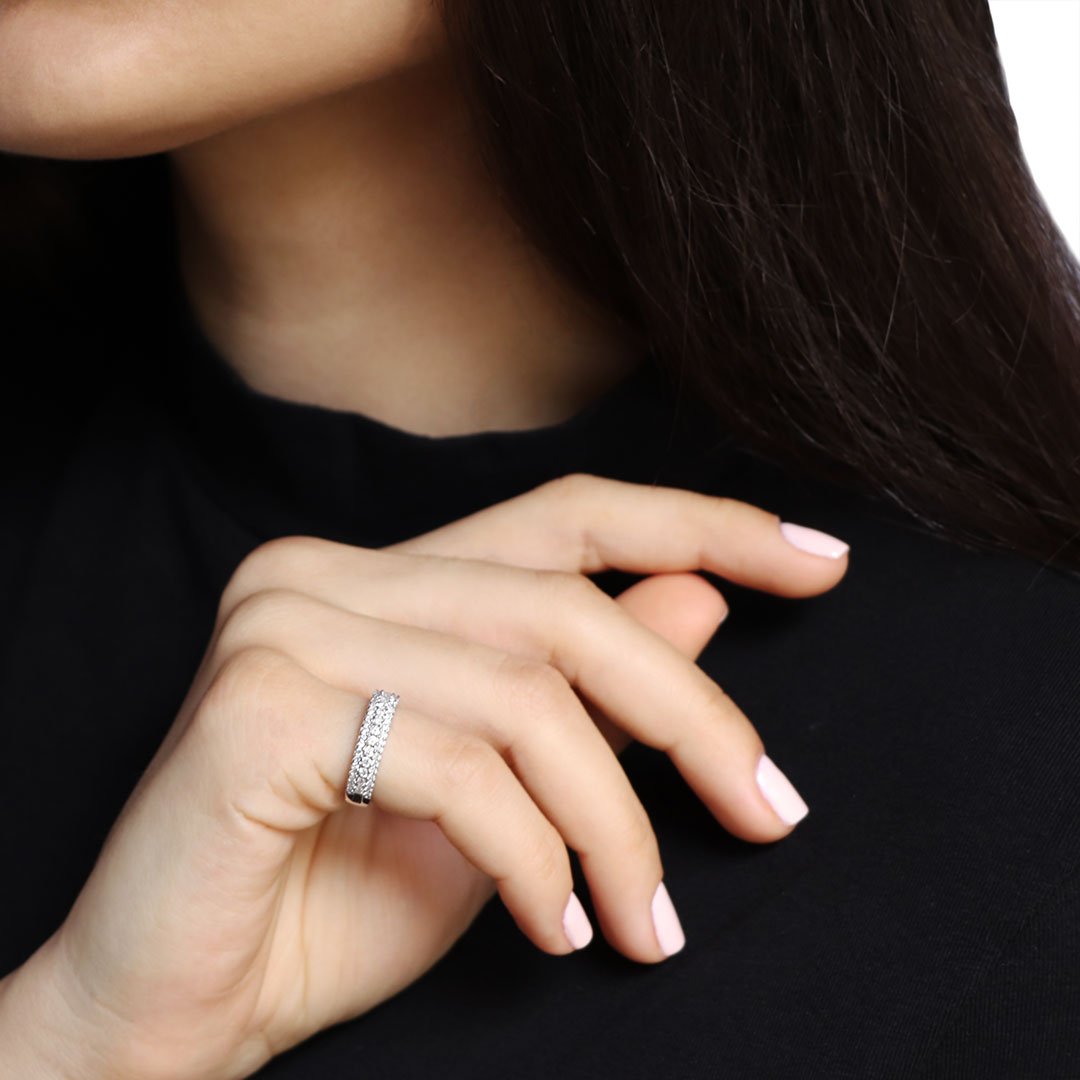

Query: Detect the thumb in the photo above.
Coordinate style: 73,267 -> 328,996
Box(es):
587,572 -> 730,753
614,572 -> 729,657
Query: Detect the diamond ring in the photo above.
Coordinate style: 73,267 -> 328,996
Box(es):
345,689 -> 399,806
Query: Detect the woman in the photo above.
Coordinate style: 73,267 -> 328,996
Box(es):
1,1 -> 1079,1076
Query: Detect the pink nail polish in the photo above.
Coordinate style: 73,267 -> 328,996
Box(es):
756,754 -> 810,825
651,881 -> 686,957
779,521 -> 849,559
562,890 -> 593,950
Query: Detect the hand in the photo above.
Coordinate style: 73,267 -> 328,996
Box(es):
9,474 -> 848,1080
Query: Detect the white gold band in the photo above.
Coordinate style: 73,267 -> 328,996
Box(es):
345,689 -> 400,806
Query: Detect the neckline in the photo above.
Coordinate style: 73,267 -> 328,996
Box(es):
154,264 -> 731,545
171,283 -> 663,449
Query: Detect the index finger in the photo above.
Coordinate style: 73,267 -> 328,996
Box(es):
384,472 -> 850,598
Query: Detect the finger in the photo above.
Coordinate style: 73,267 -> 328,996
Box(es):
591,572 -> 731,754
214,554 -> 805,844
268,556 -> 808,842
147,554 -> 727,793
376,709 -> 592,959
383,472 -> 850,598
211,591 -> 683,962
189,645 -> 595,959
614,571 -> 731,657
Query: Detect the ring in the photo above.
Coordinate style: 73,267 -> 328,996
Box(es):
345,689 -> 400,806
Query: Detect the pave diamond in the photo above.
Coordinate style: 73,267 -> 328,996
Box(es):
345,689 -> 400,806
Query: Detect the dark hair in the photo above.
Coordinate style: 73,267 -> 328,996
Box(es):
4,0 -> 1080,572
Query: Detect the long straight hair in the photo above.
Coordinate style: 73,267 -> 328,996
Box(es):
3,1 -> 1080,572
439,0 -> 1080,573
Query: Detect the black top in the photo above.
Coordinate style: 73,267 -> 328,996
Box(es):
4,267 -> 1080,1080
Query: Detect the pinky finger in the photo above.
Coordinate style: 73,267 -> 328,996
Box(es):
191,650 -> 591,958
371,705 -> 593,957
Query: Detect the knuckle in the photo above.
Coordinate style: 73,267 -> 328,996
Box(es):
709,494 -> 739,516
218,535 -> 324,620
199,645 -> 296,738
439,733 -> 502,796
714,493 -> 777,527
494,654 -> 574,721
254,532 -> 327,565
538,567 -> 605,611
555,571 -> 609,626
680,677 -> 734,738
692,676 -> 761,749
528,828 -> 568,886
619,806 -> 661,864
216,588 -> 306,653
538,471 -> 597,503
699,675 -> 736,716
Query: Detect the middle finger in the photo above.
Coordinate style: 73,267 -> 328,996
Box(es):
239,548 -> 809,843
217,587 -> 678,962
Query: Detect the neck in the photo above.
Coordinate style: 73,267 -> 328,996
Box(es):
167,57 -> 644,437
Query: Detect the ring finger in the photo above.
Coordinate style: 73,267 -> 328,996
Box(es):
216,589 -> 681,963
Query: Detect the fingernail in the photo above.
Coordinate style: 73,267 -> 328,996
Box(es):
779,521 -> 849,559
651,881 -> 686,957
756,753 -> 810,825
562,890 -> 594,950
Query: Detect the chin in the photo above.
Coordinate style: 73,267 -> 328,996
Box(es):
0,104 -> 219,163
0,92 -> 281,163
0,13 -> 202,159
0,0 -> 446,161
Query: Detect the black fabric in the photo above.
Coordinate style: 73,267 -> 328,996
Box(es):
4,264 -> 1080,1079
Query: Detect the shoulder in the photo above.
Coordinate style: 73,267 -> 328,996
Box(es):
701,443 -> 1080,679
917,860 -> 1080,1076
688,447 -> 1080,1067
686,439 -> 1080,876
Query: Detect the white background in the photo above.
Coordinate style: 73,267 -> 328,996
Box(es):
989,0 -> 1080,256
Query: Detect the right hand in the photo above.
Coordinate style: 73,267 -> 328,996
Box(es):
3,474 -> 848,1080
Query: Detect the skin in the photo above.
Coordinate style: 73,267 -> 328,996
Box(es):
0,478 -> 846,1079
0,5 -> 852,1075
0,0 -> 642,434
